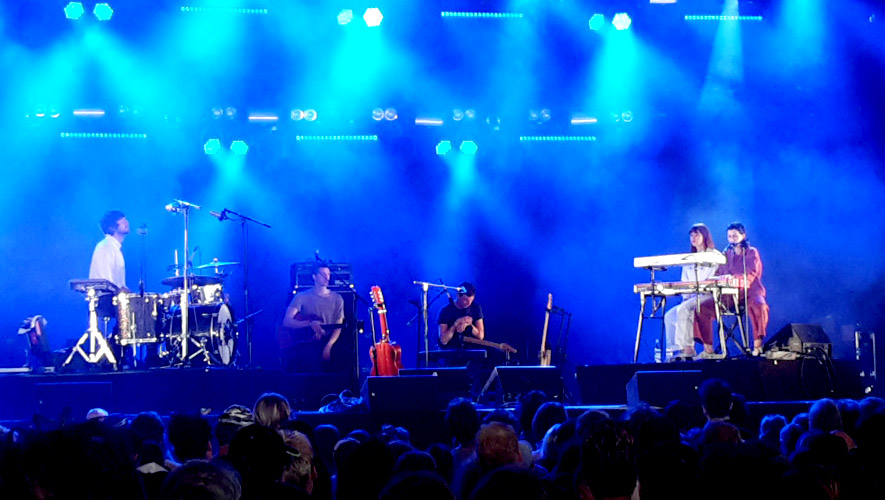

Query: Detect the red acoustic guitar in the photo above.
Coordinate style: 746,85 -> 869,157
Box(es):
369,285 -> 403,376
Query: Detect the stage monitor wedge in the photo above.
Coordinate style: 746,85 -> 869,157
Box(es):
481,366 -> 564,404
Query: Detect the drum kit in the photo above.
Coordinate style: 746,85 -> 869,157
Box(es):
65,200 -> 271,370
66,260 -> 241,369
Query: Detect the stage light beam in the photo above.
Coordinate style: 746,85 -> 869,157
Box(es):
460,141 -> 478,155
230,140 -> 249,155
589,14 -> 605,31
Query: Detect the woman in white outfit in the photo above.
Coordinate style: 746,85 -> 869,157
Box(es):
663,223 -> 719,360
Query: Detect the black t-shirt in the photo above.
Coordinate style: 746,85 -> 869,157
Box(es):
437,301 -> 484,349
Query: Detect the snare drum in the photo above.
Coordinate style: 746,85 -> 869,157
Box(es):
113,293 -> 162,345
166,303 -> 237,365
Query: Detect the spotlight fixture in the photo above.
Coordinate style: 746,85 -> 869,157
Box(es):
291,109 -> 304,121
371,108 -> 384,121
460,141 -> 478,155
230,140 -> 249,155
224,107 -> 237,119
383,108 -> 397,121
436,140 -> 453,155
453,109 -> 465,121
204,139 -> 222,155
363,8 -> 383,27
338,9 -> 354,25
612,13 -> 632,30
589,14 -> 605,31
64,2 -> 85,20
303,109 -> 318,122
93,3 -> 114,21
211,107 -> 224,119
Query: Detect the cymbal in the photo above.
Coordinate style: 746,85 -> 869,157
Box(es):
195,261 -> 240,269
161,275 -> 224,288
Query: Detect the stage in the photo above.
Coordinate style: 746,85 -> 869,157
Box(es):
0,356 -> 868,428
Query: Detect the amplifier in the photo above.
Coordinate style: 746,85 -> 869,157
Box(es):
290,262 -> 352,291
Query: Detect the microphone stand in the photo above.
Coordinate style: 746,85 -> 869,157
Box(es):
741,243 -> 751,351
137,226 -> 148,295
213,208 -> 271,366
412,281 -> 464,367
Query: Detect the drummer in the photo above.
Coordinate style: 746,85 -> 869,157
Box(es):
89,210 -> 130,291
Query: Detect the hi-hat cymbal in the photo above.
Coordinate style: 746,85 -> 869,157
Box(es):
195,261 -> 240,269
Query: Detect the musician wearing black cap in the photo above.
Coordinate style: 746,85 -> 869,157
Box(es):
438,282 -> 485,349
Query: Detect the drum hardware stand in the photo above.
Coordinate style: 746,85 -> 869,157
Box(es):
210,207 -> 271,367
63,287 -> 118,367
137,223 -> 148,295
166,199 -> 200,365
411,281 -> 462,367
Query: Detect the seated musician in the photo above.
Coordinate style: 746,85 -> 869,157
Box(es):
280,262 -> 344,373
663,223 -> 719,360
697,222 -> 769,356
438,282 -> 484,349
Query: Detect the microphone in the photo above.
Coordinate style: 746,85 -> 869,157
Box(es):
456,286 -> 467,293
209,209 -> 228,221
136,223 -> 148,235
165,203 -> 181,213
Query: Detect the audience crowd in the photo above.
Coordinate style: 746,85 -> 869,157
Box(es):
1,379 -> 884,499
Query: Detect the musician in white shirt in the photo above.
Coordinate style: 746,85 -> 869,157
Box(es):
89,210 -> 129,290
663,223 -> 719,360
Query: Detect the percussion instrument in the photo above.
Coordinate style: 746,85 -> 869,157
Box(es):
113,292 -> 162,345
166,303 -> 237,366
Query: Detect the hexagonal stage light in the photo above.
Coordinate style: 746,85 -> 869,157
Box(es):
612,13 -> 632,31
460,141 -> 478,155
230,140 -> 249,155
436,140 -> 452,156
203,139 -> 222,155
364,8 -> 383,27
93,3 -> 114,21
589,14 -> 605,31
338,9 -> 354,25
64,2 -> 85,20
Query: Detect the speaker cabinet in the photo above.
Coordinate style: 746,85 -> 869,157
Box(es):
481,366 -> 564,404
765,324 -> 832,356
626,370 -> 704,408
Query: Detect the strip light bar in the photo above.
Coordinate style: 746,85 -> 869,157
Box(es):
295,135 -> 378,141
520,136 -> 597,142
180,6 -> 269,15
684,15 -> 763,21
60,132 -> 148,139
441,12 -> 524,19
73,109 -> 106,117
415,117 -> 444,126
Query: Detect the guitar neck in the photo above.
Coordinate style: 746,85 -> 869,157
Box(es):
377,309 -> 390,342
463,336 -> 503,352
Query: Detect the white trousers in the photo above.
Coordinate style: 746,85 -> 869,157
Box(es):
664,296 -> 701,353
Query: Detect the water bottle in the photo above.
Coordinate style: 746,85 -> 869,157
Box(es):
654,339 -> 662,363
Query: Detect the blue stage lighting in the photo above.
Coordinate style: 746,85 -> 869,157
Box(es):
295,135 -> 378,141
436,140 -> 452,155
612,13 -> 632,30
460,141 -> 478,155
64,2 -> 85,20
363,8 -> 383,27
230,140 -> 249,155
440,12 -> 523,19
204,139 -> 222,155
338,9 -> 354,25
589,14 -> 605,31
93,3 -> 114,21
683,15 -> 763,22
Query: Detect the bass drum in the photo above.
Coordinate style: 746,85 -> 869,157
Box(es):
166,303 -> 237,366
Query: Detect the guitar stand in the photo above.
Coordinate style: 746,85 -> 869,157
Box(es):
63,288 -> 118,368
